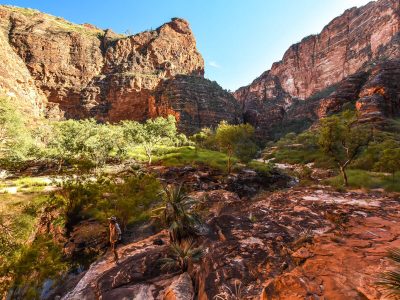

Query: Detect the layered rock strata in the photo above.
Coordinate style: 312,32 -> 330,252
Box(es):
235,0 -> 400,138
0,6 -> 241,132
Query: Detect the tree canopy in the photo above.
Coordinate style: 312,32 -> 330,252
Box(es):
318,111 -> 372,186
214,122 -> 258,172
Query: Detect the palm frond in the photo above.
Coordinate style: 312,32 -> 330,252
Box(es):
161,238 -> 204,272
151,206 -> 167,213
377,270 -> 400,297
159,257 -> 178,271
158,183 -> 203,242
377,248 -> 400,299
388,248 -> 400,264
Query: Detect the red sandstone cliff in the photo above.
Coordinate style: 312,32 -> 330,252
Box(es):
234,0 -> 400,138
0,25 -> 46,118
0,6 -> 241,132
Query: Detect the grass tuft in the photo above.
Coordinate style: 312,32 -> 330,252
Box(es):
324,170 -> 400,192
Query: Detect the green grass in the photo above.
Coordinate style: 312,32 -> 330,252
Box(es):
153,146 -> 237,171
129,146 -> 274,173
4,6 -> 40,17
247,161 -> 273,175
0,193 -> 48,243
14,177 -> 49,187
0,177 -> 51,194
4,5 -> 104,37
324,169 -> 400,192
128,145 -> 236,171
128,146 -> 151,162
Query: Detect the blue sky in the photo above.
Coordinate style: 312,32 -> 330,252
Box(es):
2,0 -> 372,90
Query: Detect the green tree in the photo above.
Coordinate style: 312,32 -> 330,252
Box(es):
48,119 -> 85,171
375,148 -> 400,182
111,125 -> 129,159
0,97 -> 33,161
215,122 -> 258,173
190,128 -> 211,153
108,174 -> 161,230
47,119 -> 121,172
318,111 -> 372,186
82,122 -> 116,172
123,116 -> 178,165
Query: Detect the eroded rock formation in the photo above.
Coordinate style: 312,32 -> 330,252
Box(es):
235,0 -> 400,138
0,6 -> 241,132
59,181 -> 400,299
0,27 -> 46,118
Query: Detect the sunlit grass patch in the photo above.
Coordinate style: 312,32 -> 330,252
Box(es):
247,161 -> 273,175
14,177 -> 50,187
324,169 -> 400,192
0,193 -> 47,243
154,146 -> 236,171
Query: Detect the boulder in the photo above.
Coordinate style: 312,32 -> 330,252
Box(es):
163,273 -> 194,300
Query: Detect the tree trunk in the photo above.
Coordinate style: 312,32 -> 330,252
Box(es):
146,150 -> 152,165
58,158 -> 63,173
340,165 -> 348,186
227,148 -> 233,174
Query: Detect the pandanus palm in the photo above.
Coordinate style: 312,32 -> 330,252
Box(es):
153,183 -> 201,243
159,238 -> 203,272
378,248 -> 400,299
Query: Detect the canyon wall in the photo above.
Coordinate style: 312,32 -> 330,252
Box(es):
0,6 -> 241,132
1,0 -> 399,138
235,0 -> 400,138
0,26 -> 46,118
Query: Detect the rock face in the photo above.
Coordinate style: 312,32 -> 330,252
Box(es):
261,216 -> 400,300
234,0 -> 400,138
59,183 -> 400,300
0,6 -> 241,132
163,273 -> 194,300
152,75 -> 242,134
0,26 -> 46,118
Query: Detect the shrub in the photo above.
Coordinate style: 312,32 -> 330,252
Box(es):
152,184 -> 201,243
159,238 -> 203,272
2,234 -> 68,299
56,176 -> 102,231
0,96 -> 34,162
122,116 -> 179,165
318,111 -> 372,186
374,148 -> 400,181
54,173 -> 162,231
214,122 -> 258,172
106,174 -> 161,229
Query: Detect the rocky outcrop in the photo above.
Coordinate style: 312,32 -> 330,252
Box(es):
163,273 -> 194,300
60,232 -> 170,300
0,6 -> 239,133
59,185 -> 400,299
356,59 -> 400,122
64,219 -> 108,268
0,26 -> 46,118
261,215 -> 400,299
197,188 -> 400,299
235,0 -> 400,138
152,75 -> 242,134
